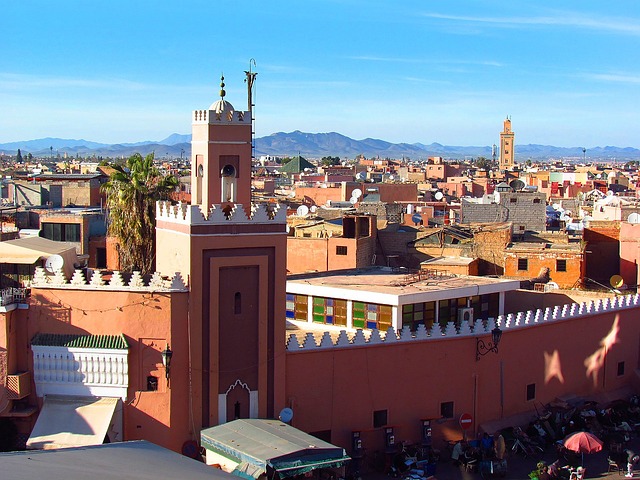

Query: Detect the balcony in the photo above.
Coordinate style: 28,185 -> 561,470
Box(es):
0,287 -> 30,312
6,372 -> 31,399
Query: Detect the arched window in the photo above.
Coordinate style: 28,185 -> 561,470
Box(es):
221,164 -> 236,202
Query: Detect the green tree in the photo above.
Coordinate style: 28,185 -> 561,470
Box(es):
474,156 -> 495,172
16,149 -> 23,163
320,156 -> 341,166
101,152 -> 178,274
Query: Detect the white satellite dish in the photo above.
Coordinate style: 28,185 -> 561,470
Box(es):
434,192 -> 444,201
310,205 -> 317,213
388,175 -> 394,181
352,188 -> 362,199
350,197 -> 358,205
607,190 -> 614,197
44,254 -> 64,273
279,407 -> 294,423
628,213 -> 640,224
296,205 -> 309,216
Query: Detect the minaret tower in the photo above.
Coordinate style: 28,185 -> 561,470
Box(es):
156,72 -> 287,430
499,116 -> 515,171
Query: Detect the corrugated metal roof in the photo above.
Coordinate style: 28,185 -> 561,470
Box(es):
31,333 -> 128,350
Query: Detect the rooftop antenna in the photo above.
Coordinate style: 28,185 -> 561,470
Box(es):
244,59 -> 258,201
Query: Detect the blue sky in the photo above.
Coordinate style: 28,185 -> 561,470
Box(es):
2,1 -> 640,148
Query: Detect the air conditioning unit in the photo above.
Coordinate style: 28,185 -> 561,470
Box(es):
458,307 -> 474,323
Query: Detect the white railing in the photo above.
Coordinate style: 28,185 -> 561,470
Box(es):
0,287 -> 29,306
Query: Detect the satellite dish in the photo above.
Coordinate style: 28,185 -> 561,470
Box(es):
279,407 -> 294,423
45,254 -> 64,273
628,213 -> 640,224
434,192 -> 444,201
411,213 -> 422,225
310,205 -> 317,213
610,275 -> 624,289
509,179 -> 525,191
352,188 -> 362,199
607,190 -> 614,197
350,197 -> 358,205
388,175 -> 394,181
296,205 -> 309,216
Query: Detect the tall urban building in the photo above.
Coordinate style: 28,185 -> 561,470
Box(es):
499,116 -> 515,171
155,75 -> 287,428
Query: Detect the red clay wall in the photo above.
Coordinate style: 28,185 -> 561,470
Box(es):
285,304 -> 639,454
504,251 -> 584,288
16,288 -> 191,453
620,222 -> 640,287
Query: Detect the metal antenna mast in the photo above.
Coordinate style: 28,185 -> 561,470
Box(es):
244,59 -> 258,159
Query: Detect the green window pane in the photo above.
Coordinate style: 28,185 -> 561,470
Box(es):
353,319 -> 365,328
312,314 -> 325,323
353,310 -> 365,319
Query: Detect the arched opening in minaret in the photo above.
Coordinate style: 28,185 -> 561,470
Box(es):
221,164 -> 236,203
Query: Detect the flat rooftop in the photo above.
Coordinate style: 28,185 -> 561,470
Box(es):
287,266 -> 518,297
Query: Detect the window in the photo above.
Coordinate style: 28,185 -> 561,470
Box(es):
353,302 -> 392,330
146,375 -> 158,391
336,246 -> 348,255
402,301 -> 436,331
373,410 -> 388,428
440,401 -> 454,419
556,259 -> 567,272
312,297 -> 347,326
618,361 -> 625,376
526,383 -> 536,401
41,222 -> 81,242
533,198 -> 541,204
285,294 -> 308,321
517,258 -> 528,271
510,198 -> 517,203
234,292 -> 242,315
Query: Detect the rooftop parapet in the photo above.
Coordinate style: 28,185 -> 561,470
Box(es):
30,267 -> 188,292
193,108 -> 248,125
156,201 -> 285,225
286,293 -> 640,351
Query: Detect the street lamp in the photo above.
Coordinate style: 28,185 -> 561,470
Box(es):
161,344 -> 173,382
476,326 -> 503,361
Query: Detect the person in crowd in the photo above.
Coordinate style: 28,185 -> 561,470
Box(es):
451,440 -> 465,466
480,432 -> 494,458
626,449 -> 640,478
494,432 -> 506,460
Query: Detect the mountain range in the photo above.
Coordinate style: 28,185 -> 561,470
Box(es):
1,131 -> 639,161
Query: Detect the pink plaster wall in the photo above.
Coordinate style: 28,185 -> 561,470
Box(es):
285,306 -> 639,454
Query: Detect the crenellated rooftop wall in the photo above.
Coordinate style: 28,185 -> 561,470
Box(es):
156,201 -> 286,224
30,266 -> 189,291
286,293 -> 640,351
193,108 -> 248,125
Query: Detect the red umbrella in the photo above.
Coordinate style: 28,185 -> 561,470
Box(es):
563,431 -> 603,454
564,431 -> 603,465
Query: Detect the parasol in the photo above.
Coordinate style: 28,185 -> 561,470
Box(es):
563,431 -> 603,465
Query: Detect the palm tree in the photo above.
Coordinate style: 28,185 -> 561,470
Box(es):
102,152 -> 178,274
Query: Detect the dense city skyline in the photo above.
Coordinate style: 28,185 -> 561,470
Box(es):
2,1 -> 640,148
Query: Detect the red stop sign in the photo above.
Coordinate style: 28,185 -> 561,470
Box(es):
459,413 -> 473,430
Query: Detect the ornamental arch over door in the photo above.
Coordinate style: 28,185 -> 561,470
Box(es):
218,379 -> 258,424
